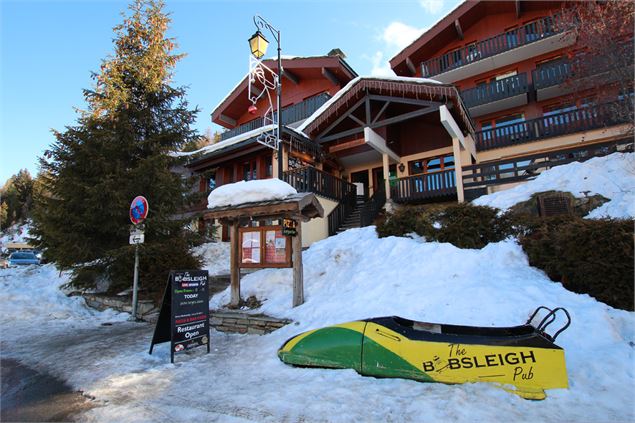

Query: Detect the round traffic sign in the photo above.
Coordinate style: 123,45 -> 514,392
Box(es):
130,196 -> 149,225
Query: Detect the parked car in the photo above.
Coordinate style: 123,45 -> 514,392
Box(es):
8,251 -> 41,266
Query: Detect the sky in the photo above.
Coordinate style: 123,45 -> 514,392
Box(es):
0,0 -> 461,184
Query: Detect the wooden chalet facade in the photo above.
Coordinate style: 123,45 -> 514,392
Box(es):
390,0 -> 633,198
185,1 -> 633,244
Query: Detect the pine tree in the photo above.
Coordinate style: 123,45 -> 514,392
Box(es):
32,0 -> 200,294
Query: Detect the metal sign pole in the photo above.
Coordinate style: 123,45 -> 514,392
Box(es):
132,242 -> 140,320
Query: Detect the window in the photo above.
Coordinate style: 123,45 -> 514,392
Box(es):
408,155 -> 455,193
208,173 -> 216,192
480,114 -> 527,143
242,159 -> 257,181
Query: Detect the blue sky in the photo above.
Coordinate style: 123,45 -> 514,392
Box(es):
0,0 -> 460,183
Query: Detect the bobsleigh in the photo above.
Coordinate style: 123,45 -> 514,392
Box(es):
278,306 -> 571,400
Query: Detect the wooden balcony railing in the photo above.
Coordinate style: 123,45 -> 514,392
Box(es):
422,15 -> 561,77
283,166 -> 355,202
462,139 -> 633,191
390,169 -> 457,203
220,93 -> 331,141
475,102 -> 631,151
461,73 -> 529,108
532,59 -> 571,90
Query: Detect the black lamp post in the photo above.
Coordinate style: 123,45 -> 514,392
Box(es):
249,16 -> 283,180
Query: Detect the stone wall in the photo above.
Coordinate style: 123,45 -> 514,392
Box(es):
210,311 -> 292,335
82,294 -> 156,317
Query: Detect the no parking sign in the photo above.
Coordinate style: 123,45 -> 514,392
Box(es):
130,196 -> 149,225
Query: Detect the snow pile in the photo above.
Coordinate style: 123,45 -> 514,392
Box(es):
0,264 -> 126,336
0,222 -> 32,249
193,241 -> 230,276
207,179 -> 297,209
474,152 -> 635,218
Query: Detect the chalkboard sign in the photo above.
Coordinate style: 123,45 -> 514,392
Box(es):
149,270 -> 210,363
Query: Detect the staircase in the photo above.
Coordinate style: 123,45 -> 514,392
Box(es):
336,196 -> 366,233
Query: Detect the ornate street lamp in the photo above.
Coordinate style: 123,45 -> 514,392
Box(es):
249,15 -> 283,180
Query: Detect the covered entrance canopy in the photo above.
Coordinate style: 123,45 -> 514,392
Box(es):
203,192 -> 324,307
298,77 -> 477,202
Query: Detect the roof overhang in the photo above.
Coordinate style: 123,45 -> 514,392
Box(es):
300,77 -> 475,140
212,56 -> 358,128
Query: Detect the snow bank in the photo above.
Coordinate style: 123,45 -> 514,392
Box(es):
474,152 -> 635,218
193,241 -> 230,276
207,227 -> 634,421
0,264 -> 127,336
1,228 -> 633,421
207,179 -> 297,209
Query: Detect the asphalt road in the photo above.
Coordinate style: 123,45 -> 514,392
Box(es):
1,358 -> 95,422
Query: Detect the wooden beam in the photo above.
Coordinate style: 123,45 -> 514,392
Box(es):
322,67 -> 341,86
319,127 -> 365,143
327,138 -> 365,153
292,220 -> 304,307
515,0 -> 521,18
315,97 -> 366,140
367,94 -> 439,108
348,113 -> 365,127
365,97 -> 371,125
372,101 -> 391,124
370,106 -> 436,128
219,114 -> 237,127
405,57 -> 417,76
454,19 -> 464,40
229,223 -> 240,306
283,69 -> 300,85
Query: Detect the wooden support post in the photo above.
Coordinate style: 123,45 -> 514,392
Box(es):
383,153 -> 391,200
292,220 -> 304,307
229,222 -> 241,306
452,138 -> 465,203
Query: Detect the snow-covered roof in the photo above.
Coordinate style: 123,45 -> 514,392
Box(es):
207,178 -> 298,209
296,75 -> 448,133
173,124 -> 275,159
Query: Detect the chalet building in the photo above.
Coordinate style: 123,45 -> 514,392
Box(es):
390,0 -> 632,198
186,1 -> 632,245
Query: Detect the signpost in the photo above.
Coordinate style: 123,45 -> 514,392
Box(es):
129,196 -> 149,320
149,270 -> 210,363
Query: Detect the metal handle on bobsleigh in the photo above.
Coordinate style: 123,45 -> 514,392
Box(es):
527,306 -> 571,341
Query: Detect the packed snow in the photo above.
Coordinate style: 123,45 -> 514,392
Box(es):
172,124 -> 276,158
207,178 -> 297,209
1,226 -> 633,422
474,152 -> 635,218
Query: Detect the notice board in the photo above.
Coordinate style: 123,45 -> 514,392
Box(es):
149,270 -> 210,363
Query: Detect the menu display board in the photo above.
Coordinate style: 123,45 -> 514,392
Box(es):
149,270 -> 210,363
239,226 -> 292,268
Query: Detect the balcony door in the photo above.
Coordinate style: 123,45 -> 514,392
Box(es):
242,159 -> 257,181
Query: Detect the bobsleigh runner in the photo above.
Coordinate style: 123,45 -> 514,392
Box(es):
278,306 -> 571,400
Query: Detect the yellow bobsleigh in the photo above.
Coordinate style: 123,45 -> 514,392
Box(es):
279,306 -> 571,400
